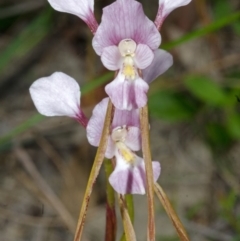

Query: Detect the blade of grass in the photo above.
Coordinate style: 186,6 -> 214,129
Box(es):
104,159 -> 117,241
15,147 -> 75,232
154,183 -> 189,241
162,11 -> 240,50
140,105 -> 155,241
0,8 -> 53,74
73,100 -> 114,241
0,72 -> 113,149
118,195 -> 136,241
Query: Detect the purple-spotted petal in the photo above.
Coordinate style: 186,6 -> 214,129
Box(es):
47,0 -> 97,32
92,0 -> 161,55
109,153 -> 161,194
29,72 -> 81,118
155,0 -> 192,28
142,49 -> 173,84
105,73 -> 149,110
134,44 -> 154,69
101,45 -> 122,71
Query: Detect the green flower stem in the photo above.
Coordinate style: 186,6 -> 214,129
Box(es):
118,195 -> 136,241
119,194 -> 134,241
104,159 -> 117,241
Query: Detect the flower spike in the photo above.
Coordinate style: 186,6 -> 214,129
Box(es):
47,0 -> 98,33
29,72 -> 88,127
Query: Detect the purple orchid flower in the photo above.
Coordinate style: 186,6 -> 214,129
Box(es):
29,73 -> 160,194
29,72 -> 88,127
46,0 -> 175,110
92,0 -> 173,110
86,98 -> 161,194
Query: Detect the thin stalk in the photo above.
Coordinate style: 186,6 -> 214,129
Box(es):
73,100 -> 114,241
104,159 -> 117,241
118,195 -> 136,241
140,105 -> 155,241
154,183 -> 190,241
120,194 -> 134,241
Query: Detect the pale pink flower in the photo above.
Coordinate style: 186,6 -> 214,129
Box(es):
46,0 -> 174,110
47,0 -> 98,33
29,72 -> 88,127
155,0 -> 192,29
92,0 -> 173,110
86,98 -> 161,194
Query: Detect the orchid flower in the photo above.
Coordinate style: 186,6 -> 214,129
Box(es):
86,98 -> 161,194
29,72 -> 88,127
155,0 -> 192,29
47,0 -> 98,33
93,0 -> 173,110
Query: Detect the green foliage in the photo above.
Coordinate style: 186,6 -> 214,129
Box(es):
162,10 -> 240,50
0,8 -> 53,74
213,0 -> 232,20
184,76 -> 226,106
206,123 -> 232,150
149,90 -> 196,122
226,113 -> 240,139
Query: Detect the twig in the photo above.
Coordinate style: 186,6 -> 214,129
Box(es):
73,100 -> 114,241
184,219 -> 233,241
140,105 -> 155,241
14,148 -> 75,232
0,206 -> 63,227
0,1 -> 45,19
154,183 -> 189,241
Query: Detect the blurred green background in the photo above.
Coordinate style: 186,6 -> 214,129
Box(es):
0,0 -> 240,241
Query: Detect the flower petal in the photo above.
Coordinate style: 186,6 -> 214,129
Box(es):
86,98 -> 115,158
142,49 -> 173,84
134,44 -> 154,70
109,153 -> 161,194
47,0 -> 97,32
29,72 -> 81,118
101,45 -> 122,71
105,73 -> 149,110
112,108 -> 140,129
124,127 -> 141,151
92,0 -> 161,55
155,0 -> 192,28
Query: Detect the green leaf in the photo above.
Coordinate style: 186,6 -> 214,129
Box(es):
149,91 -> 195,122
162,11 -> 240,50
213,0 -> 232,20
226,113 -> 240,139
0,8 -> 53,73
184,76 -> 226,106
206,123 -> 232,149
